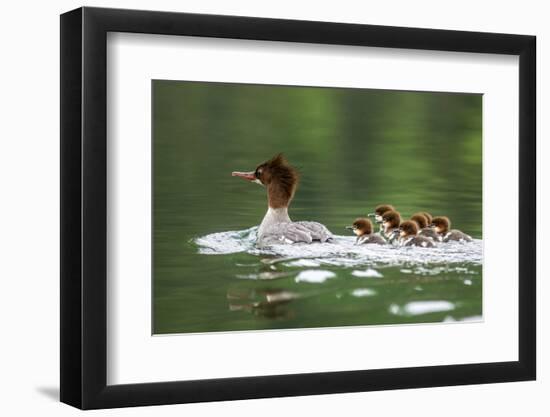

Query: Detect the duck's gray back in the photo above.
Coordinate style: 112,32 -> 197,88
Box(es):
443,230 -> 473,242
358,234 -> 386,245
419,228 -> 441,242
405,235 -> 435,248
294,221 -> 332,242
257,221 -> 332,247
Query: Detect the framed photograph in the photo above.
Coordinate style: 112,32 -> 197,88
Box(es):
60,6 -> 536,409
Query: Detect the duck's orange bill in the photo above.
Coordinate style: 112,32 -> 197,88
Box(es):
231,171 -> 256,181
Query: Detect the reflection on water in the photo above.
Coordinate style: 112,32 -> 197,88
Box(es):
152,80 -> 482,334
227,288 -> 301,319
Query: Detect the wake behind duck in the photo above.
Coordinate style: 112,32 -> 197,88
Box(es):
193,226 -> 482,268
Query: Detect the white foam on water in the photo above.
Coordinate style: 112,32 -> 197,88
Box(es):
351,288 -> 377,297
193,226 -> 483,269
283,259 -> 322,268
351,269 -> 384,278
295,270 -> 336,283
193,227 -> 258,255
390,300 -> 455,316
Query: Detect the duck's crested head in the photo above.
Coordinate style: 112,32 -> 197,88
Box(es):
254,153 -> 299,188
381,210 -> 401,229
400,220 -> 419,237
421,212 -> 433,224
232,153 -> 299,208
432,216 -> 450,234
368,204 -> 395,223
411,213 -> 429,229
375,204 -> 395,216
349,217 -> 373,236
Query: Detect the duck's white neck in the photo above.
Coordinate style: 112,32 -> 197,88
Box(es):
258,207 -> 291,237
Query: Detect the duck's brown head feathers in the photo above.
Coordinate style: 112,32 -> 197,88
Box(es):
400,220 -> 419,237
256,154 -> 299,208
411,213 -> 429,229
232,153 -> 299,208
421,212 -> 433,224
375,204 -> 395,216
351,217 -> 373,236
381,210 -> 401,230
432,216 -> 450,235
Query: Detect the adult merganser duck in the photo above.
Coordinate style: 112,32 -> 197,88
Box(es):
346,218 -> 386,245
380,209 -> 401,244
431,216 -> 473,242
410,212 -> 441,242
398,220 -> 435,248
232,154 -> 332,247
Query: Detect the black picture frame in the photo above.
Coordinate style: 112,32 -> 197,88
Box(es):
60,6 -> 536,410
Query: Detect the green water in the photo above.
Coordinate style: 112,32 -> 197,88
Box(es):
153,80 -> 482,334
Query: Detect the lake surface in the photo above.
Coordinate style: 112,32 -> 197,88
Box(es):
153,80 -> 482,334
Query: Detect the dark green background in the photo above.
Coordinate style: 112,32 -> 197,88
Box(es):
153,80 -> 482,334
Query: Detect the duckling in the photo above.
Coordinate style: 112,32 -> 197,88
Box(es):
421,212 -> 433,224
398,220 -> 435,248
410,213 -> 428,228
367,204 -> 394,233
346,218 -> 386,245
411,212 -> 441,242
368,204 -> 395,223
380,210 -> 401,244
431,216 -> 472,242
